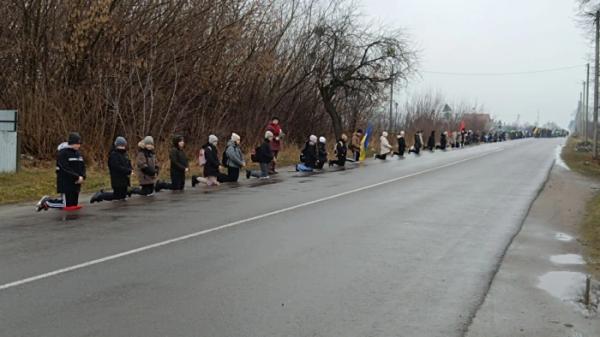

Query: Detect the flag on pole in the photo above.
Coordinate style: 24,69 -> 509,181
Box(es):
359,123 -> 373,161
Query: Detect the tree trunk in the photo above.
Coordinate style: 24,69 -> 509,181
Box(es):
320,86 -> 343,140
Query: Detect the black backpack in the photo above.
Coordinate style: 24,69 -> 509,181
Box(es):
222,146 -> 229,166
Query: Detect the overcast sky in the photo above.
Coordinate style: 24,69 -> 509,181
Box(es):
362,0 -> 591,128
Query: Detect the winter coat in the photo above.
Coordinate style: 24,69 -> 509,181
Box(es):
136,143 -> 159,185
440,134 -> 448,149
335,140 -> 348,160
108,147 -> 132,189
350,132 -> 362,151
397,136 -> 406,153
300,142 -> 318,168
427,132 -> 436,150
202,143 -> 220,177
56,145 -> 86,194
170,146 -> 189,177
379,136 -> 392,155
266,123 -> 282,151
225,140 -> 245,168
414,133 -> 422,149
317,142 -> 327,163
256,139 -> 274,164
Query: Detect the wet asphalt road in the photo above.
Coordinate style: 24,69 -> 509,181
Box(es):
0,138 -> 561,337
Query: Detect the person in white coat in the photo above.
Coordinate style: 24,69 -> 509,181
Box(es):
375,131 -> 393,160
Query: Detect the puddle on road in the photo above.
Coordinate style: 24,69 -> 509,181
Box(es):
555,145 -> 571,170
550,254 -> 586,265
555,232 -> 575,242
537,271 -> 587,301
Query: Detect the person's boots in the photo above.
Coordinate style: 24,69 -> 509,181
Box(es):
191,175 -> 198,188
90,191 -> 104,204
130,187 -> 141,195
155,180 -> 164,192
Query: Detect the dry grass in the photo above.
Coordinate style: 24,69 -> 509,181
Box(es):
0,162 -> 111,204
562,136 -> 600,277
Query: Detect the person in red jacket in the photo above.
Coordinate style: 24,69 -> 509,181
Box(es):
266,117 -> 283,174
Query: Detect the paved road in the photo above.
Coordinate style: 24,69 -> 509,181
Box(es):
0,138 -> 560,337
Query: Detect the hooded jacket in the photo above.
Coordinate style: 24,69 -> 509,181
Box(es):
108,147 -> 132,189
136,142 -> 159,185
170,136 -> 189,175
56,144 -> 86,194
225,140 -> 245,168
202,142 -> 220,177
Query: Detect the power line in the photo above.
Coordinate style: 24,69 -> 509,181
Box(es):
422,64 -> 586,76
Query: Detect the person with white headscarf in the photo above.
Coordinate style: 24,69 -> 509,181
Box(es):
296,135 -> 318,172
375,131 -> 393,160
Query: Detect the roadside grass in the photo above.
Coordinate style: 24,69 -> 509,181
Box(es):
0,162 -> 111,205
581,194 -> 600,277
562,136 -> 600,277
561,136 -> 600,178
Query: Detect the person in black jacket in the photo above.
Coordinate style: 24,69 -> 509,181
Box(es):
436,131 -> 448,150
296,135 -> 318,172
193,134 -> 227,186
329,134 -> 348,167
393,131 -> 407,158
409,131 -> 422,155
155,135 -> 189,191
427,130 -> 436,152
90,136 -> 133,203
315,136 -> 328,169
246,131 -> 274,179
36,132 -> 86,211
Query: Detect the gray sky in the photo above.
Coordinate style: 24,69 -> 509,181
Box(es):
362,0 -> 590,128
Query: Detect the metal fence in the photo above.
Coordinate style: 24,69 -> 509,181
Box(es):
0,110 -> 19,173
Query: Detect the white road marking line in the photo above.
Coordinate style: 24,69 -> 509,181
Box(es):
0,148 -> 503,291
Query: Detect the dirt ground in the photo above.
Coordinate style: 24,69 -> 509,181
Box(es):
467,155 -> 600,337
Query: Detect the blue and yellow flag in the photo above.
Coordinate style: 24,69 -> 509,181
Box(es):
359,123 -> 373,161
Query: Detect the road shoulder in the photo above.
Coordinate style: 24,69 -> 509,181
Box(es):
466,165 -> 600,337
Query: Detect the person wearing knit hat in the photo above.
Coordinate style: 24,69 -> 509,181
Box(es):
212,132 -> 245,183
90,136 -> 133,203
296,135 -> 318,172
36,132 -> 86,211
143,136 -> 154,146
246,130 -> 274,179
192,135 -> 226,187
315,136 -> 328,169
131,135 -> 159,196
155,135 -> 189,192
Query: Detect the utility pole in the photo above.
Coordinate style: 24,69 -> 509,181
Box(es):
586,63 -> 590,143
583,83 -> 586,135
594,10 -> 599,158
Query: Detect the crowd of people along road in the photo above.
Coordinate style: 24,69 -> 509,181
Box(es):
35,118 -> 501,212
